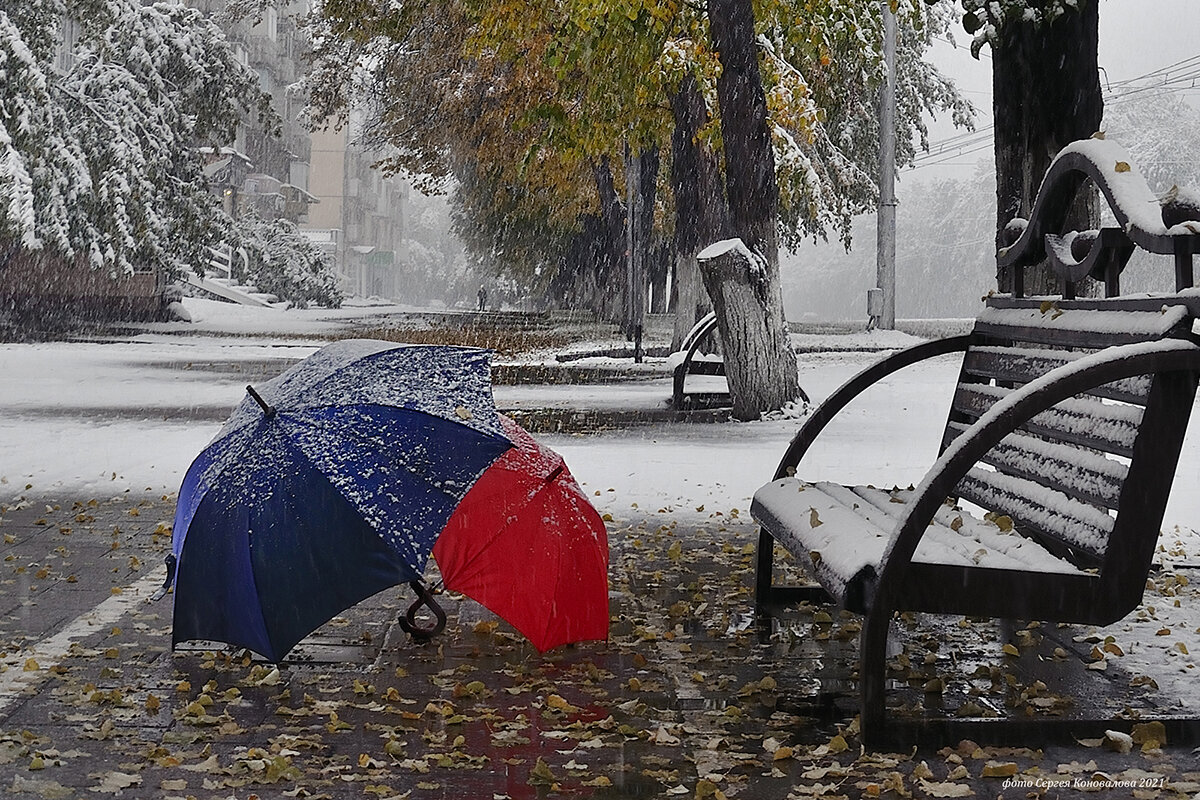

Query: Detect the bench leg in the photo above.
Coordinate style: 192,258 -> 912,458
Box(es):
755,527 -> 833,609
755,527 -> 776,607
859,606 -> 891,746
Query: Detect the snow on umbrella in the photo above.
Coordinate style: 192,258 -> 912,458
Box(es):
432,415 -> 610,652
164,340 -> 511,662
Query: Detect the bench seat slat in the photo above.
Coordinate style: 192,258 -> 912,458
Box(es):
956,468 -> 1114,559
964,346 -> 1152,404
952,384 -> 1143,456
973,304 -> 1190,349
751,481 -> 887,605
845,485 -> 1085,574
945,422 -> 1127,509
752,479 -> 1084,609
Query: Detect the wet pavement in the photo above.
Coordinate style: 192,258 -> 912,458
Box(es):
3,318 -> 1200,797
1,493 -> 1200,799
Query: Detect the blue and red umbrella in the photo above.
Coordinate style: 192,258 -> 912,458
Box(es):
162,340 -> 608,661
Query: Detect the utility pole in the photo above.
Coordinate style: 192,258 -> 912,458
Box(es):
873,0 -> 897,330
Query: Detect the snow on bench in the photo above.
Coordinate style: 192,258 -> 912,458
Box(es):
752,294 -> 1200,745
752,479 -> 1084,611
748,140 -> 1200,745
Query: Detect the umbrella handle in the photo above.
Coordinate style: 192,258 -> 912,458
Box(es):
150,554 -> 177,602
397,581 -> 446,641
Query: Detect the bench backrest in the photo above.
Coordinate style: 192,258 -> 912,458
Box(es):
942,296 -> 1198,575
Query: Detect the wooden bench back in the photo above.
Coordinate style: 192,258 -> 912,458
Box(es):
942,296 -> 1197,572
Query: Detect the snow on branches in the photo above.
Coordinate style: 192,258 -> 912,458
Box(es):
962,0 -> 1090,58
233,215 -> 344,309
0,0 -> 270,278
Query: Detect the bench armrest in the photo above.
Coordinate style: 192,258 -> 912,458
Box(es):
771,335 -> 972,480
874,337 -> 1200,604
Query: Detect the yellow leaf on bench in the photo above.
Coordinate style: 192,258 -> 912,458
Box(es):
809,508 -> 822,528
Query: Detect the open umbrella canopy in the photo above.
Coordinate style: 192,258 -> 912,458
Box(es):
169,340 -> 511,662
433,415 -> 610,652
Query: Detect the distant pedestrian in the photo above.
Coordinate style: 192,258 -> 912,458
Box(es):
477,286 -> 488,311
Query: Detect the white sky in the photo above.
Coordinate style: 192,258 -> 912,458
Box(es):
913,0 -> 1200,181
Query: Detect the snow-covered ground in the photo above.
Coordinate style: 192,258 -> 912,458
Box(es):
0,299 -> 956,512
4,296 -> 1200,706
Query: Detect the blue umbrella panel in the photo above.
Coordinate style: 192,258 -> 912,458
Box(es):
167,341 -> 511,662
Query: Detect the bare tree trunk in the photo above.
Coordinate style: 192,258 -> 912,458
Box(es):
624,146 -> 659,338
669,73 -> 727,350
671,249 -> 706,350
705,0 -> 799,417
992,1 -> 1101,294
698,242 -> 797,419
648,238 -> 669,314
708,0 -> 775,257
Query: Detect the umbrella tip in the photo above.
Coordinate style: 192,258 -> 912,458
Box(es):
246,385 -> 276,419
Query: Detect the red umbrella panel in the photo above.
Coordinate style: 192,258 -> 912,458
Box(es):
432,416 -> 610,652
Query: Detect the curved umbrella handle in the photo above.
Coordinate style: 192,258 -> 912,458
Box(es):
397,581 -> 447,641
150,554 -> 177,602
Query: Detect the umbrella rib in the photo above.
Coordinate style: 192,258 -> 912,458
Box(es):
281,409 -> 508,538
180,423 -> 266,521
292,403 -> 511,450
538,546 -> 565,651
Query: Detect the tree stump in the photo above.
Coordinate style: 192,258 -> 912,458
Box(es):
697,238 -> 799,420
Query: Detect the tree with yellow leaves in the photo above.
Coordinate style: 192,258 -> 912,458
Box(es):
306,0 -> 972,415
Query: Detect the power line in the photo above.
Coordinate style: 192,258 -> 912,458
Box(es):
909,53 -> 1200,172
933,35 -> 992,61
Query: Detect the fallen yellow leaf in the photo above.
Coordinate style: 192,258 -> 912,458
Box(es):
528,757 -> 556,785
980,761 -> 1017,778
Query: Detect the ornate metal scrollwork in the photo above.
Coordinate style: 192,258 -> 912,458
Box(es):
998,136 -> 1200,297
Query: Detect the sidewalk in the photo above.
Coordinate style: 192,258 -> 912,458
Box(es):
2,312 -> 1200,797
2,489 -> 1199,798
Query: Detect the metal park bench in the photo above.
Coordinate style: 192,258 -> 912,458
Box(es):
670,311 -> 810,411
670,312 -> 731,410
750,136 -> 1200,745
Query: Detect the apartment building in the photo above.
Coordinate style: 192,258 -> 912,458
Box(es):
197,0 -> 407,300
